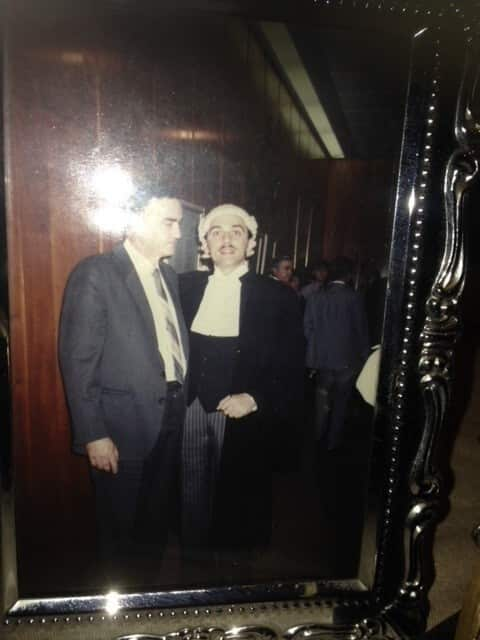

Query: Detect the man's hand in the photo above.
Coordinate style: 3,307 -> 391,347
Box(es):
86,437 -> 119,474
217,393 -> 257,419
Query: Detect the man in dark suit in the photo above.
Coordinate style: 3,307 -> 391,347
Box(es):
179,204 -> 304,565
59,193 -> 188,579
270,255 -> 294,285
304,256 -> 369,450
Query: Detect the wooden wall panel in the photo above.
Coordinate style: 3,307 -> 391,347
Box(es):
321,160 -> 394,270
7,39 -> 102,588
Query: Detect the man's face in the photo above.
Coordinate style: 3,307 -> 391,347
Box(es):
142,197 -> 182,259
314,267 -> 328,284
273,259 -> 293,284
205,212 -> 253,273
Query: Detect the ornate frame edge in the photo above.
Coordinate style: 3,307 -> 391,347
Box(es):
363,26 -> 480,640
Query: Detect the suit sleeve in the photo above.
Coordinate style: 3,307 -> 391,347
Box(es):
264,287 -> 305,473
58,260 -> 109,453
270,288 -> 305,421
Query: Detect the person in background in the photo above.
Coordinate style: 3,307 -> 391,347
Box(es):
270,255 -> 294,285
301,260 -> 329,300
304,256 -> 369,451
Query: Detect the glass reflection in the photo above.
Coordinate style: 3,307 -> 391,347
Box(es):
90,165 -> 134,204
89,165 -> 135,233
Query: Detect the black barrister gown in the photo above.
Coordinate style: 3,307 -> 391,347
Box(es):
179,270 -> 305,550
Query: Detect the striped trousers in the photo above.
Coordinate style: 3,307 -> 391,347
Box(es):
181,397 -> 226,547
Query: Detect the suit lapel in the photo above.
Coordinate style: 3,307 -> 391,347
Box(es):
112,245 -> 165,371
239,272 -> 256,338
180,272 -> 209,329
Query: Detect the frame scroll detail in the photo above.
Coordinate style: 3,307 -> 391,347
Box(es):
407,32 -> 480,630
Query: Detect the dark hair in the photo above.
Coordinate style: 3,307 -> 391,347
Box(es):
328,257 -> 355,283
271,255 -> 293,271
128,182 -> 174,212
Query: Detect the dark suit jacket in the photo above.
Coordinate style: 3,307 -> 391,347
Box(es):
304,281 -> 369,372
58,244 -> 188,460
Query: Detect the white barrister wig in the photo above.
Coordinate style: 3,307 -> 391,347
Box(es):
198,203 -> 258,257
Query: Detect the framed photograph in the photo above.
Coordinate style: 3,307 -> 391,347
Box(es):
1,1 -> 479,638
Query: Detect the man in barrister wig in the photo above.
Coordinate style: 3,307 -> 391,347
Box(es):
179,204 -> 304,571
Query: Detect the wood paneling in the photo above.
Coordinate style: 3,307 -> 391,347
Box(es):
321,160 -> 394,268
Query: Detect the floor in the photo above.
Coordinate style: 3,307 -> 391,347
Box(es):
16,379 -> 371,595
427,329 -> 480,631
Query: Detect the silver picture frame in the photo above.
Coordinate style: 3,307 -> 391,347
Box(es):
1,1 -> 479,638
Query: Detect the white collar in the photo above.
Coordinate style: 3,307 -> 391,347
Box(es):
210,262 -> 249,282
124,238 -> 158,273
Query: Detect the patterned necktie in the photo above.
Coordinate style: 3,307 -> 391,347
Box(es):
153,267 -> 185,383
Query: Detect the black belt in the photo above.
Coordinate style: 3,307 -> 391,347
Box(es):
166,381 -> 183,392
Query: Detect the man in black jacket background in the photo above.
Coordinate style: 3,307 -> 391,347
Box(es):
304,256 -> 369,451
